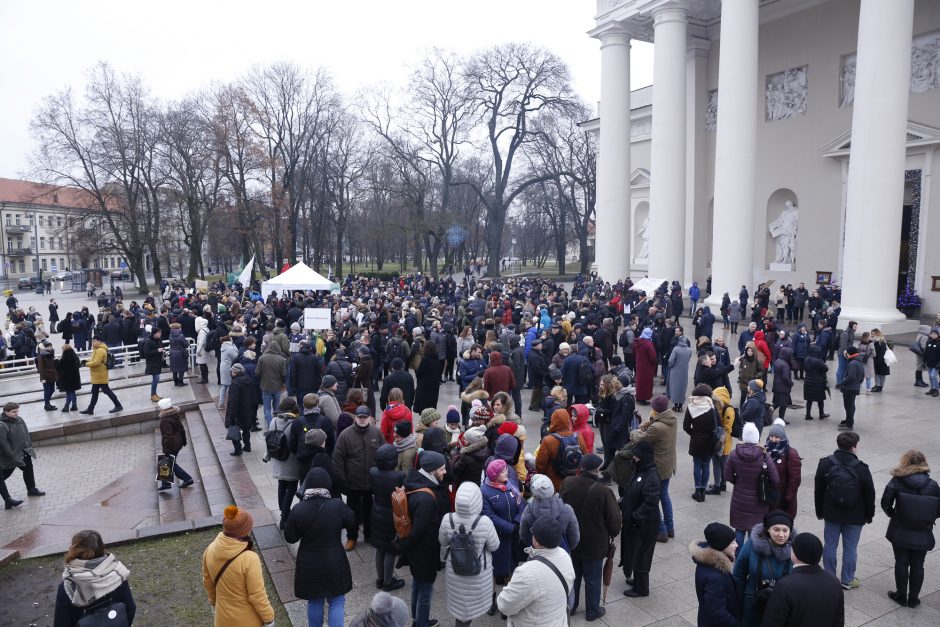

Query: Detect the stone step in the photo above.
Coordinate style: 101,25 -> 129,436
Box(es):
185,406 -> 233,518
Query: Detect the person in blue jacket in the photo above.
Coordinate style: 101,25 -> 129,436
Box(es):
688,282 -> 701,317
733,509 -> 795,627
691,522 -> 740,626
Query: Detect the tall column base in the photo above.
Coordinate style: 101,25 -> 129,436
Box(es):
836,306 -> 916,334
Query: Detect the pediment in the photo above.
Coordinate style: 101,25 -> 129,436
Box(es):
819,121 -> 940,158
631,168 -> 650,188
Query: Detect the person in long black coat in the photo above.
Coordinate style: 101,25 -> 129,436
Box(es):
55,344 -> 82,412
619,441 -> 662,597
284,468 -> 356,623
141,329 -> 164,399
289,343 -> 324,405
880,449 -> 940,607
412,343 -> 441,413
380,359 -> 415,410
369,444 -> 405,591
225,366 -> 257,455
802,345 -> 829,420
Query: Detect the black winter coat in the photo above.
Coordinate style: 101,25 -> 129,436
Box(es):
369,463 -> 405,552
760,564 -> 844,627
380,371 -> 415,409
289,349 -> 323,395
284,494 -> 356,600
802,347 -> 828,402
814,449 -> 876,525
451,440 -> 490,490
141,337 -> 163,375
692,541 -> 740,627
413,354 -> 441,413
683,404 -> 719,458
881,468 -> 940,551
55,350 -> 82,392
225,375 -> 258,429
560,474 -> 622,560
396,468 -> 449,582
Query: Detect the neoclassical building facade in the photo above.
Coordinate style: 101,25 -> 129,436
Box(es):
587,0 -> 940,331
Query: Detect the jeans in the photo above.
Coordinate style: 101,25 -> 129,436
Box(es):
711,454 -> 727,488
160,462 -> 193,489
345,489 -> 373,540
823,521 -> 862,585
842,391 -> 858,427
893,545 -> 927,600
87,383 -> 120,410
261,390 -> 281,425
572,556 -> 603,619
689,301 -> 698,317
692,456 -> 710,489
735,528 -> 751,550
277,479 -> 298,526
43,382 -> 56,405
375,548 -> 395,585
410,579 -> 434,627
64,390 -> 77,409
307,595 -> 345,627
218,384 -> 230,408
875,374 -> 886,389
658,478 -> 674,534
929,367 -> 939,390
151,373 -> 160,396
835,354 -> 847,385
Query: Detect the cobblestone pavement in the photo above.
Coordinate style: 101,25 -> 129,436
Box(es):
0,433 -> 153,548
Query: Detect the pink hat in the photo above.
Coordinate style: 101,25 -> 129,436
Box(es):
486,459 -> 507,481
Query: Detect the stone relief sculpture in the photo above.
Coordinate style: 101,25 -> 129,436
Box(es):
841,30 -> 940,107
635,216 -> 650,262
765,65 -> 807,121
768,200 -> 799,265
705,89 -> 718,132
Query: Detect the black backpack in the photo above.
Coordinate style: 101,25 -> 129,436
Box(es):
551,433 -> 583,477
825,455 -> 862,509
105,350 -> 116,370
386,339 -> 403,364
446,513 -> 484,576
205,328 -> 222,352
576,359 -> 594,387
265,420 -> 291,461
729,406 -> 744,439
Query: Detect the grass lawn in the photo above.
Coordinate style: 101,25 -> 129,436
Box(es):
0,527 -> 288,627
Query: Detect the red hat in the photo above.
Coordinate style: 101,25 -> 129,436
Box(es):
497,422 -> 519,436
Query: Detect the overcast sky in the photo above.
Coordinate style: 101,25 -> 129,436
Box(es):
0,0 -> 653,180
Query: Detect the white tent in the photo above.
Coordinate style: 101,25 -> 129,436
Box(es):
261,261 -> 332,294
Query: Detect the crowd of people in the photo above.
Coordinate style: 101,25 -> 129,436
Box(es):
4,270 -> 940,626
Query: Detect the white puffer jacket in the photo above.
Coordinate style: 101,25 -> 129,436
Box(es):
438,482 -> 500,621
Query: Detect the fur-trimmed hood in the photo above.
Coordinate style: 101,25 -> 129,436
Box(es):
689,540 -> 733,574
460,437 -> 490,457
749,523 -> 795,562
485,414 -> 506,430
460,388 -> 489,404
891,463 -> 930,478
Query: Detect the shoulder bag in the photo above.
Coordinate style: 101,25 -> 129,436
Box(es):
532,555 -> 574,610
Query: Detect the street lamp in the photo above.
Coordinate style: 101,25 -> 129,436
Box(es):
511,238 -> 517,277
30,211 -> 43,294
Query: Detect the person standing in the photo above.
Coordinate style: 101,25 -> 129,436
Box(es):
691,523 -> 740,626
912,324 -> 932,389
834,320 -> 857,387
880,449 -> 940,608
707,386 -> 736,496
765,419 -> 802,522
141,327 -> 166,403
257,340 -> 288,426
55,343 -> 82,413
267,398 -> 301,527
838,347 -> 864,431
157,398 -> 194,491
802,345 -> 829,420
633,328 -> 658,405
760,532 -> 845,627
666,336 -> 693,412
225,363 -> 256,456
924,327 -> 940,397
332,406 -> 383,551
369,444 -> 405,592
771,347 -> 794,424
284,468 -> 356,627
726,423 -> 780,548
217,334 -> 238,409
0,402 -> 45,509
413,342 -> 442,413
36,340 -> 58,411
559,454 -> 620,619
618,442 -> 661,599
733,509 -> 795,627
526,337 -> 548,411
631,394 -> 678,542
53,530 -> 137,626
814,431 -> 876,591
481,458 -> 526,613
683,384 -> 719,502
870,329 -> 891,392
168,322 -> 189,387
48,298 -> 59,334
78,338 -> 123,415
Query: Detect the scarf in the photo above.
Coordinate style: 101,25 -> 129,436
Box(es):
486,478 -> 523,505
394,433 -> 416,452
62,554 -> 130,608
303,488 -> 332,500
766,437 -> 790,461
686,395 -> 714,419
444,425 -> 463,444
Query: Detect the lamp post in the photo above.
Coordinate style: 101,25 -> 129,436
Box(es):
31,211 -> 43,294
511,238 -> 517,277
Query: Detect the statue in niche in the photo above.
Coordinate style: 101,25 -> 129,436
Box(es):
768,200 -> 799,265
840,59 -> 856,107
635,216 -> 650,262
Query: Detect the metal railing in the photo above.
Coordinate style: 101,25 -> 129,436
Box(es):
0,338 -> 197,383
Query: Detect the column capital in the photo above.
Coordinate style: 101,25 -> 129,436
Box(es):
687,35 -> 711,57
651,3 -> 689,26
590,22 -> 635,47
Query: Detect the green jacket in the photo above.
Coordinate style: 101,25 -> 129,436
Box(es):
0,413 -> 35,470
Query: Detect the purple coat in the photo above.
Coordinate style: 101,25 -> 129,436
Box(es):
724,443 -> 780,532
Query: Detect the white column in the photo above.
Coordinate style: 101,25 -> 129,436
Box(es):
706,0 -> 758,306
648,4 -> 688,282
594,25 -> 632,281
839,0 -> 915,331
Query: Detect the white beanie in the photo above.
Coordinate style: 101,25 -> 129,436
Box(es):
742,422 -> 760,445
157,398 -> 173,410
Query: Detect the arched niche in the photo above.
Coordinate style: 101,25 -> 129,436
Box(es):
765,188 -> 799,268
633,201 -> 650,265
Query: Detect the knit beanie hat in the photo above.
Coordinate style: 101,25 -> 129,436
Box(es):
419,408 -> 441,427
651,395 -> 669,413
692,383 -> 713,397
468,405 -> 493,423
446,406 -> 461,424
157,398 -> 173,410
791,532 -> 823,565
486,459 -> 507,480
497,421 -> 519,436
742,422 -> 760,444
632,441 -> 654,466
304,428 -> 326,447
463,426 -> 486,444
222,505 -> 253,538
768,418 -> 787,439
748,379 -> 764,393
394,421 -> 413,438
704,522 -> 736,551
531,516 -> 562,549
321,374 -> 337,388
530,474 -> 555,500
230,362 -> 245,375
370,591 -> 410,627
419,450 -> 446,473
763,509 -> 793,531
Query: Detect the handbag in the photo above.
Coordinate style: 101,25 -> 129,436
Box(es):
883,347 -> 898,367
226,424 -> 242,441
76,597 -> 129,627
896,490 -> 940,526
711,408 -> 725,456
155,453 -> 176,483
757,454 -> 779,506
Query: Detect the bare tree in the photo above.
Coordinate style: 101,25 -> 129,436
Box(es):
323,109 -> 371,277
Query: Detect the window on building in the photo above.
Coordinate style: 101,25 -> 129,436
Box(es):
93,259 -> 99,269
29,214 -> 34,226
59,237 -> 64,250
57,217 -> 62,228
18,260 -> 24,273
40,237 -> 46,250
15,214 -> 20,225
30,237 -> 36,249
42,259 -> 47,271
38,216 -> 44,227
4,215 -> 9,226
6,240 -> 11,252
32,259 -> 38,272
60,258 -> 65,269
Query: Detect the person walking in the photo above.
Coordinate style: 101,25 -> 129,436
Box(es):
333,406 -> 383,551
0,402 -> 45,508
765,420 -> 802,522
691,523 -> 740,626
559,454 -> 621,618
36,340 -> 58,411
631,394 -> 678,542
733,509 -> 795,627
771,347 -> 794,424
802,345 -> 829,420
53,530 -> 137,626
496,517 -> 575,627
726,423 -> 780,548
618,442 -> 661,599
706,386 -> 736,496
813,431 -> 876,591
202,506 -> 275,627
439,482 -> 500,627
760,532 -> 845,627
157,398 -> 195,491
838,347 -> 864,431
79,338 -> 123,415
683,384 -> 719,502
880,449 -> 940,608
55,343 -> 82,413
284,468 -> 356,627
369,444 -> 405,592
267,397 -> 302,527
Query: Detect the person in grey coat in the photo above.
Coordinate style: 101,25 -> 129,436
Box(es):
667,336 -> 693,411
439,482 -> 500,625
728,301 -> 742,334
218,337 -> 239,409
518,474 -> 580,552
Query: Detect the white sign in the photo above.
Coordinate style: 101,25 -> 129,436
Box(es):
303,307 -> 332,330
51,264 -> 58,272
630,277 -> 668,294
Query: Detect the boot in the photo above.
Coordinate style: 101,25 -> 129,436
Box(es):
692,488 -> 705,502
43,404 -> 57,411
705,485 -> 721,495
109,404 -> 123,413
488,591 -> 498,616
151,394 -> 162,402
914,371 -> 928,387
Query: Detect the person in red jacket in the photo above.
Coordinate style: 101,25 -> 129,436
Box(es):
483,351 -> 516,397
570,403 -> 595,454
634,328 -> 659,405
765,419 -> 802,521
753,330 -> 772,366
379,387 -> 413,444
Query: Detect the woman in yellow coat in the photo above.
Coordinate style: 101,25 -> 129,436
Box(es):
706,386 -> 737,494
79,337 -> 123,415
202,506 -> 275,627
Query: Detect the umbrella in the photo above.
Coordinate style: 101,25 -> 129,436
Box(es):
602,537 -> 617,602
